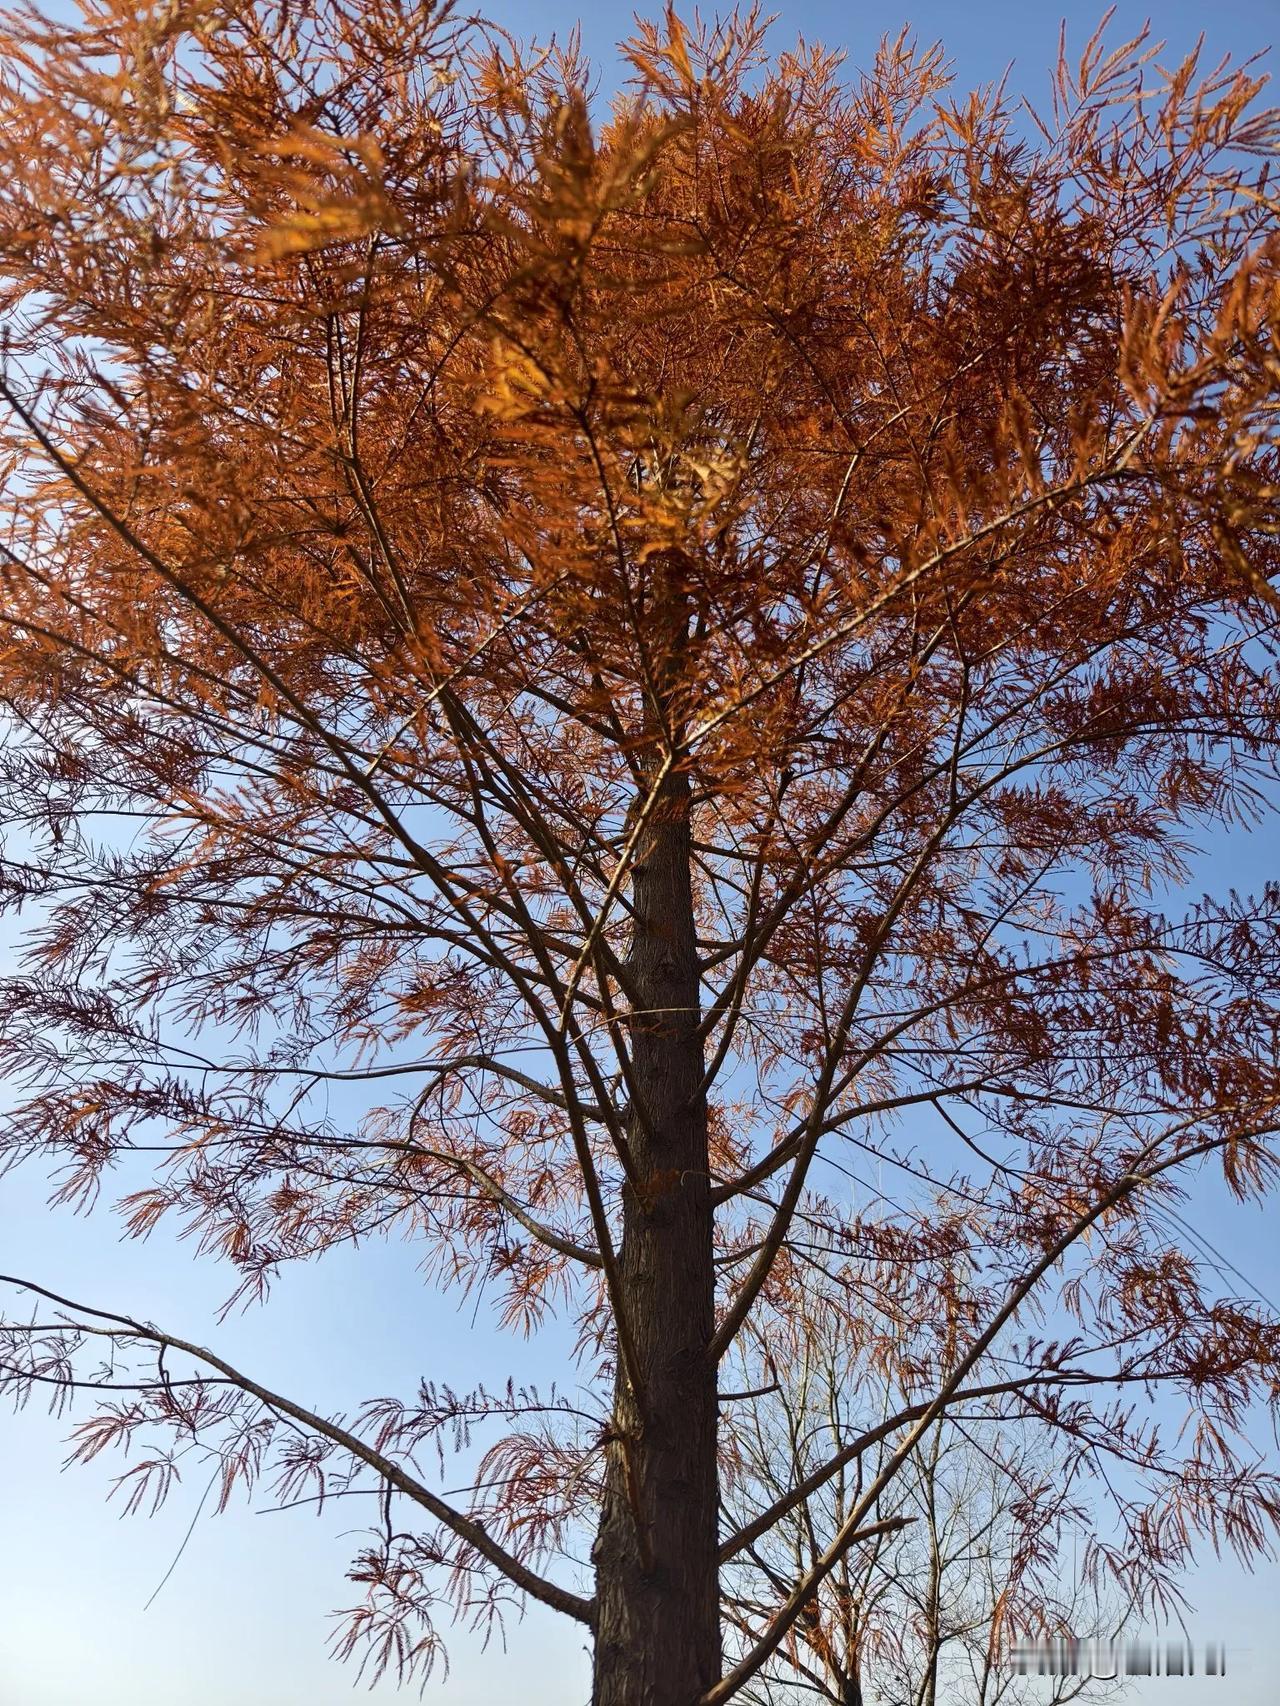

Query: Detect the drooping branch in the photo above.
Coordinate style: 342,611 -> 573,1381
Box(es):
0,1272 -> 595,1627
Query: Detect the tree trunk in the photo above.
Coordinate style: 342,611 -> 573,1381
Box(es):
591,761 -> 722,1706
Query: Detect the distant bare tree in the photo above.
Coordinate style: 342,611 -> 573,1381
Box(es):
722,1277 -> 1133,1706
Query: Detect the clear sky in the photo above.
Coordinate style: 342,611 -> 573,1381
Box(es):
2,2 -> 1278,1704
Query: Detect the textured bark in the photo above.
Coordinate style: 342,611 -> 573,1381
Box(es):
591,761 -> 722,1706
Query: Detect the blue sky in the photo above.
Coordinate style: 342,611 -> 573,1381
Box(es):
2,2 -> 1278,1704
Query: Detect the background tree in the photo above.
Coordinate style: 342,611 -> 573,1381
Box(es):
721,1275 -> 1133,1706
1,4 -> 1279,1704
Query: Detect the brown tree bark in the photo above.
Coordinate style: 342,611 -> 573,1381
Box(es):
841,1669 -> 865,1706
591,761 -> 722,1706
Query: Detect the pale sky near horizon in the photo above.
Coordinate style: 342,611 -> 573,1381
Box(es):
2,1 -> 1278,1703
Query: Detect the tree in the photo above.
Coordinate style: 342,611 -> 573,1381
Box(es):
721,1276 -> 1133,1706
0,3 -> 1279,1702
